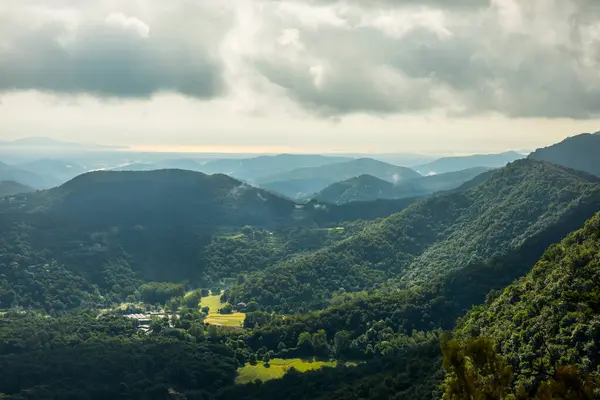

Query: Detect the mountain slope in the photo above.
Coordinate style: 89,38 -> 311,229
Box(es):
528,132 -> 600,177
0,161 -> 58,189
415,151 -> 524,175
257,158 -> 421,195
226,159 -> 600,310
18,159 -> 87,183
202,154 -> 352,181
315,167 -> 490,204
0,181 -> 35,197
456,211 -> 600,387
0,169 -> 299,286
315,174 -> 395,203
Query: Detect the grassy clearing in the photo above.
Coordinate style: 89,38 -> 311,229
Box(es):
201,293 -> 245,327
204,312 -> 245,327
200,294 -> 223,313
236,358 -> 338,384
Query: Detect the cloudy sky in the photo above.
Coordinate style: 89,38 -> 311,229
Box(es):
1,0 -> 600,154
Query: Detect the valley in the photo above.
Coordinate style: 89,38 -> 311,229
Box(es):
0,132 -> 599,399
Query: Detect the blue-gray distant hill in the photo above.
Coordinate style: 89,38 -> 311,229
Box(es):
414,151 -> 525,175
315,167 -> 491,204
257,158 -> 421,198
18,159 -> 87,183
0,161 -> 59,189
200,154 -> 353,181
528,132 -> 600,177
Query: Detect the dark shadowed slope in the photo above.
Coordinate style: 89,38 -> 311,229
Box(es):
415,151 -> 524,175
0,181 -> 35,197
226,159 -> 600,310
528,131 -> 600,177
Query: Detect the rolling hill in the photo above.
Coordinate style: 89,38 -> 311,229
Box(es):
414,151 -> 524,175
315,167 -> 491,204
226,159 -> 600,310
257,158 -> 421,196
0,181 -> 35,197
528,131 -> 600,177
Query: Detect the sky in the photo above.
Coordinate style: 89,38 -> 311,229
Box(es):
1,0 -> 600,154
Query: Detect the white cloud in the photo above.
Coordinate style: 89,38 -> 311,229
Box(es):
105,13 -> 150,39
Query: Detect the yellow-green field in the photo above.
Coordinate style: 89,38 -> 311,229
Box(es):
236,358 -> 338,384
201,293 -> 245,327
204,312 -> 245,327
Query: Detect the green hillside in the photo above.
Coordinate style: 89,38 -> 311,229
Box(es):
226,160 -> 600,310
529,132 -> 600,177
451,211 -> 600,396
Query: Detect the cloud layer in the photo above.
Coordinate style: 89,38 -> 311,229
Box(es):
1,0 -> 600,118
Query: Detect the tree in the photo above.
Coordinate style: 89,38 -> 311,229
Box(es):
183,290 -> 202,308
207,325 -> 219,340
201,289 -> 210,297
211,287 -> 221,296
297,332 -> 313,353
263,352 -> 272,365
312,330 -> 330,357
246,301 -> 260,312
219,303 -> 233,315
333,330 -> 350,357
441,334 -> 513,400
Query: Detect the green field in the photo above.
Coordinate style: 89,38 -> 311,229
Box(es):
201,293 -> 245,327
236,358 -> 338,384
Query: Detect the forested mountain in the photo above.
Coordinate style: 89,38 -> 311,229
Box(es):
17,159 -> 87,183
0,180 -> 35,197
450,211 -> 600,397
315,167 -> 490,204
529,132 -> 600,177
201,154 -> 352,181
415,151 -> 524,175
315,174 -> 395,203
226,160 -> 600,311
0,161 -> 59,189
257,158 -> 421,196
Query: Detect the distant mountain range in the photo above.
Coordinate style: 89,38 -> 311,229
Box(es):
528,132 -> 600,177
0,161 -> 60,189
414,151 -> 525,175
200,154 -> 353,181
315,167 -> 492,204
257,158 -> 422,197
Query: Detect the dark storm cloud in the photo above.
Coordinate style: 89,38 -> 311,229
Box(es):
248,0 -> 600,118
0,6 -> 225,99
